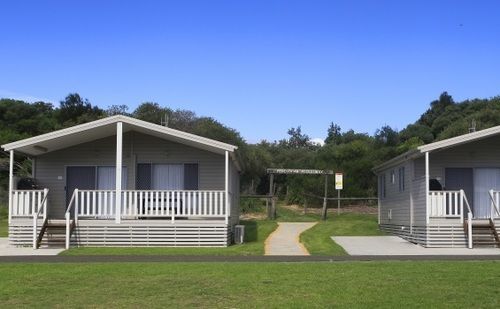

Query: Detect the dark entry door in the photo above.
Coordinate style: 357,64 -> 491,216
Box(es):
445,168 -> 473,212
66,166 -> 96,208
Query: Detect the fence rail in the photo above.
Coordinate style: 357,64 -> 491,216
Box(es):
11,190 -> 49,217
428,190 -> 463,218
74,189 -> 227,219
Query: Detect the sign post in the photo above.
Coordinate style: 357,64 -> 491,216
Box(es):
335,173 -> 343,214
321,174 -> 328,220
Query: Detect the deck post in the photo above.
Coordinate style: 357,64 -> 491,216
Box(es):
225,151 -> 229,225
115,121 -> 123,224
425,151 -> 430,225
8,150 -> 14,225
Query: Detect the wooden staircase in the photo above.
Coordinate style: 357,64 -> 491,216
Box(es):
36,219 -> 75,249
465,219 -> 500,248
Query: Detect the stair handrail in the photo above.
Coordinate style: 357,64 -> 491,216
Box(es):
33,189 -> 49,249
460,190 -> 473,249
65,189 -> 78,249
488,190 -> 500,218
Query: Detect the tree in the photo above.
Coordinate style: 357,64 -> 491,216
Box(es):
399,124 -> 434,144
286,126 -> 311,148
375,125 -> 399,147
56,93 -> 104,125
325,122 -> 342,145
132,102 -> 171,125
107,105 -> 129,116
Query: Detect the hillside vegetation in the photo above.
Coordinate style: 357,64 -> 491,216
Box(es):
1,92 -> 500,205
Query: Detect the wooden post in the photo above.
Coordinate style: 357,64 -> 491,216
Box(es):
303,198 -> 307,215
268,173 -> 274,220
322,175 -> 328,220
337,190 -> 341,215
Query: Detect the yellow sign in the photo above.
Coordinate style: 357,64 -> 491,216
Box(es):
335,173 -> 343,190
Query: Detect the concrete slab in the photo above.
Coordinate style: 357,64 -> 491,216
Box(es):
332,236 -> 500,256
265,222 -> 317,256
0,238 -> 63,256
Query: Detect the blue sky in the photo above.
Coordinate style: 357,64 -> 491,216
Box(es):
1,1 -> 499,143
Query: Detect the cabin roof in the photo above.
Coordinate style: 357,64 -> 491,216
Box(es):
373,125 -> 500,173
2,115 -> 239,160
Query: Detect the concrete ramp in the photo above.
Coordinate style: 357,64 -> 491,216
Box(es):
265,222 -> 316,256
333,236 -> 500,256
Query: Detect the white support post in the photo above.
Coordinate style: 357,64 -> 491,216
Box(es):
460,190 -> 464,223
65,212 -> 70,249
409,161 -> 414,234
74,189 -> 79,224
43,188 -> 48,221
468,212 -> 473,249
8,150 -> 14,224
32,212 -> 37,249
225,151 -> 229,225
425,152 -> 430,225
115,121 -> 123,224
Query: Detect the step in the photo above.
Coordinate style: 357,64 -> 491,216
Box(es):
47,219 -> 68,227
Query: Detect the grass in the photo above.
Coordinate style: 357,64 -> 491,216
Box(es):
1,261 -> 499,307
273,203 -> 383,255
0,206 -> 7,237
62,220 -> 277,256
63,202 -> 382,256
301,212 -> 385,255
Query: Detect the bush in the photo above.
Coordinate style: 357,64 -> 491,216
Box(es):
240,198 -> 266,213
0,205 -> 7,219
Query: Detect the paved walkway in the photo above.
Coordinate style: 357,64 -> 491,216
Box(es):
265,222 -> 317,256
333,236 -> 500,256
0,238 -> 63,256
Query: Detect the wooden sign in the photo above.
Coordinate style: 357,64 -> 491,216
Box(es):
267,168 -> 334,175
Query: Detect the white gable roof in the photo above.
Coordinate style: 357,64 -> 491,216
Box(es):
2,115 -> 238,158
373,124 -> 500,172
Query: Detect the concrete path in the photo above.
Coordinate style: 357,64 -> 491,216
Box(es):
0,238 -> 63,256
265,222 -> 317,256
333,236 -> 500,256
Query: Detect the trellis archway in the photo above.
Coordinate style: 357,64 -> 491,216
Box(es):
266,168 -> 334,220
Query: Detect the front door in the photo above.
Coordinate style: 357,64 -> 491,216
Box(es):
66,166 -> 96,208
445,168 -> 474,216
473,168 -> 500,218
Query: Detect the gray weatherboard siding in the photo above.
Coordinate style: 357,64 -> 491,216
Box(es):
35,131 -> 230,217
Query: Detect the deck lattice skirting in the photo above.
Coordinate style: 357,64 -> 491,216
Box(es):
9,219 -> 232,247
380,224 -> 469,248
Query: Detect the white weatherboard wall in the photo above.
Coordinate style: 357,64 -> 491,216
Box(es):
34,131 -> 227,217
378,160 -> 412,227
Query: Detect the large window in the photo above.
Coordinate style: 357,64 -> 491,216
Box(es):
398,166 -> 405,192
136,163 -> 199,190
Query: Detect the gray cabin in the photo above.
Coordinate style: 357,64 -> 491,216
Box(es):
2,115 -> 241,248
373,127 -> 500,248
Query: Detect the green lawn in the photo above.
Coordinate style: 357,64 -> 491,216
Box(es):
1,261 -> 499,307
0,206 -> 7,237
274,203 -> 383,255
301,212 -> 385,255
63,203 -> 382,256
62,220 -> 277,256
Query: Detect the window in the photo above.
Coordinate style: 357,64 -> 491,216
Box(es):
136,163 -> 199,190
379,174 -> 386,199
390,170 -> 395,184
398,166 -> 405,192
